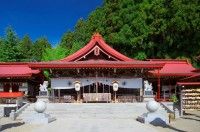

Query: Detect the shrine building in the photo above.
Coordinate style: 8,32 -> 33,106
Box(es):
0,33 -> 199,105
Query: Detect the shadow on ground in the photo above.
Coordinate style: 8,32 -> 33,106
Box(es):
1,122 -> 24,131
184,112 -> 198,117
181,117 -> 200,122
150,118 -> 186,132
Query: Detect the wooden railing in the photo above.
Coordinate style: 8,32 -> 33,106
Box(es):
117,94 -> 143,103
49,95 -> 76,103
49,94 -> 143,103
83,93 -> 111,102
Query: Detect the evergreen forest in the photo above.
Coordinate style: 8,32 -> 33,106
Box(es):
0,0 -> 199,67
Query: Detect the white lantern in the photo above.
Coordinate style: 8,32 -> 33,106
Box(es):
75,82 -> 81,91
113,82 -> 119,91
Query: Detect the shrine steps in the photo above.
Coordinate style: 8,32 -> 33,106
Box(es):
17,103 -> 168,120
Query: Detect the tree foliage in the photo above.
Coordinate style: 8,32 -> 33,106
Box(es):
32,37 -> 51,61
0,27 -> 21,61
18,35 -> 33,61
42,45 -> 69,61
58,0 -> 200,67
0,0 -> 199,67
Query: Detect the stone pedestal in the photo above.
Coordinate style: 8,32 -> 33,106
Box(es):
137,100 -> 169,126
143,95 -> 155,102
24,113 -> 56,124
39,91 -> 48,96
37,91 -> 49,103
137,112 -> 169,125
23,101 -> 56,124
36,96 -> 49,103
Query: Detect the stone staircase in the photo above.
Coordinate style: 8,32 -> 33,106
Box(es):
17,103 -> 168,120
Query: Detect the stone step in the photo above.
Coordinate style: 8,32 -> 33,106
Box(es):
18,113 -> 136,119
17,103 -> 169,121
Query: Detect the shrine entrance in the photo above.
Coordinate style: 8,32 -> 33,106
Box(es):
81,83 -> 142,103
82,83 -> 112,103
51,77 -> 143,103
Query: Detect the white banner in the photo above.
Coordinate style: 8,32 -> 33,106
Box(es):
51,77 -> 143,89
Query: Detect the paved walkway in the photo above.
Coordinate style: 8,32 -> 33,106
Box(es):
1,103 -> 200,132
1,103 -> 161,132
34,118 -> 158,132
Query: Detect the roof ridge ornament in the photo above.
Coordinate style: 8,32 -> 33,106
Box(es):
92,32 -> 102,39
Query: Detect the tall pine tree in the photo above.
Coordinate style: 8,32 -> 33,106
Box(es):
1,27 -> 20,62
18,35 -> 33,61
32,37 -> 51,61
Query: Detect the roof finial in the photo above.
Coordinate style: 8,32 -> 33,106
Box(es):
92,32 -> 102,39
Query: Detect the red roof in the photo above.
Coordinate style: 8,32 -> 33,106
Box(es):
0,92 -> 24,98
59,33 -> 134,62
0,65 -> 40,78
29,61 -> 164,69
181,70 -> 200,81
29,33 -> 164,69
148,59 -> 196,77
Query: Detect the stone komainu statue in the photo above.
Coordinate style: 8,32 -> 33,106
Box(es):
144,80 -> 153,91
39,81 -> 48,92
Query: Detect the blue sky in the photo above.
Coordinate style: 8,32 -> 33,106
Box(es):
0,0 -> 102,45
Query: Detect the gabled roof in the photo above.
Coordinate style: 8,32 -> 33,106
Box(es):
59,33 -> 134,62
29,33 -> 164,69
0,65 -> 40,78
148,59 -> 196,77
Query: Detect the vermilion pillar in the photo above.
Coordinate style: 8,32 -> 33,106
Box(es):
157,70 -> 161,99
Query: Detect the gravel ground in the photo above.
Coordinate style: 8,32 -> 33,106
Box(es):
152,110 -> 200,132
0,109 -> 199,132
0,118 -> 158,132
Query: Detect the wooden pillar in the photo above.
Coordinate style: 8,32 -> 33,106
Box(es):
96,82 -> 98,93
82,85 -> 84,102
83,85 -> 84,94
169,81 -> 172,97
95,71 -> 98,94
77,91 -> 80,103
103,84 -> 104,93
58,89 -> 61,103
89,84 -> 91,93
52,89 -> 54,103
157,70 -> 161,100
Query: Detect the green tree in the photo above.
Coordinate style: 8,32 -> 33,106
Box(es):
18,35 -> 33,61
69,41 -> 84,55
1,27 -> 20,61
59,0 -> 200,67
0,38 -> 4,61
42,45 -> 69,61
60,31 -> 75,49
32,37 -> 51,61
